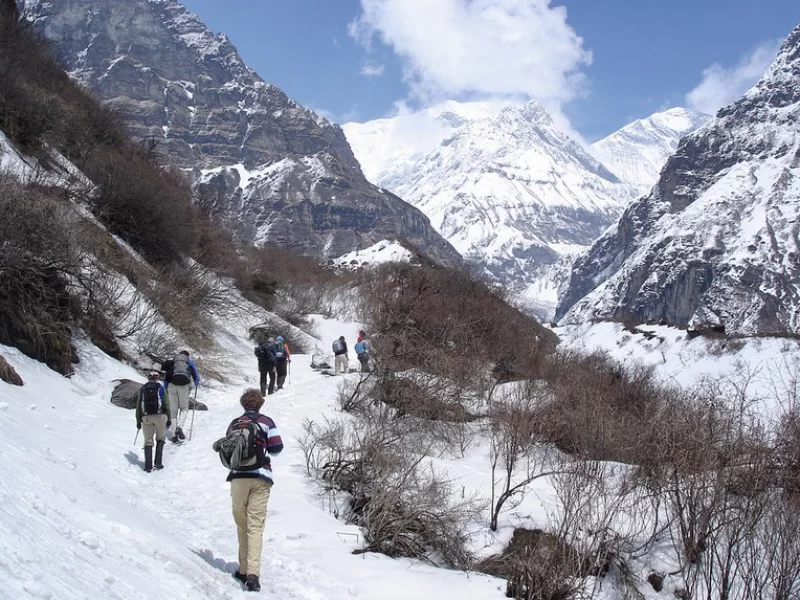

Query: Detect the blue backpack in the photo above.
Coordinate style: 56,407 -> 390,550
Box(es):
354,341 -> 366,355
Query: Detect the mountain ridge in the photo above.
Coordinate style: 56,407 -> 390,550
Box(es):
25,0 -> 462,266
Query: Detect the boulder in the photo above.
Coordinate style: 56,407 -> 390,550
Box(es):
0,354 -> 23,386
110,379 -> 142,409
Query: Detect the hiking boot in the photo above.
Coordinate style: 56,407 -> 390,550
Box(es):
245,575 -> 261,592
144,446 -> 153,473
176,426 -> 185,440
233,571 -> 247,585
154,440 -> 165,470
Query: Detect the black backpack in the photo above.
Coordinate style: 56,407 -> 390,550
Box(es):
215,415 -> 265,471
142,381 -> 161,415
255,343 -> 276,366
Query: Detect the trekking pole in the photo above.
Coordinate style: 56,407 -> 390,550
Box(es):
188,384 -> 198,441
134,429 -> 140,446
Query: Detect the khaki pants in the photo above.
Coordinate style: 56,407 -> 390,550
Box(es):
334,354 -> 349,374
231,478 -> 272,576
142,414 -> 167,446
168,383 -> 191,429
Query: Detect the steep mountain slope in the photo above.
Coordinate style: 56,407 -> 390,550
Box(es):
25,0 -> 461,265
592,107 -> 711,195
347,101 -> 634,319
557,24 -> 800,336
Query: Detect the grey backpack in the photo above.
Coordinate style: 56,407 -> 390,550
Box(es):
214,416 -> 264,471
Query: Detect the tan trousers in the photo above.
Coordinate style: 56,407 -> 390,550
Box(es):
334,354 -> 349,374
142,414 -> 166,446
231,478 -> 272,576
168,383 -> 191,429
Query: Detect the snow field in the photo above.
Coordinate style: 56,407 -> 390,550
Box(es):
0,314 -> 503,600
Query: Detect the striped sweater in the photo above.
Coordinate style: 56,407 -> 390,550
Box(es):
225,410 -> 283,483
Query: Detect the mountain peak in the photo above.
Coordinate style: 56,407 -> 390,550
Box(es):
592,107 -> 711,194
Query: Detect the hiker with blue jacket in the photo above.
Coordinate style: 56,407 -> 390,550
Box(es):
273,336 -> 290,390
136,371 -> 171,472
254,337 -> 277,397
213,389 -> 283,592
355,330 -> 372,373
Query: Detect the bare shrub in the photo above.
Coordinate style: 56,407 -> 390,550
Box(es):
356,262 -> 557,387
0,180 -> 81,373
300,407 -> 482,568
489,381 -> 566,531
478,528 -> 585,600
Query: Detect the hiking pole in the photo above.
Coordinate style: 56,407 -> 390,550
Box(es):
134,429 -> 140,446
188,384 -> 198,441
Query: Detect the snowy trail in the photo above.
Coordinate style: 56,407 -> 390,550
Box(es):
0,317 -> 502,600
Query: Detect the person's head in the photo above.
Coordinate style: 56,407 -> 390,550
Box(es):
359,330 -> 365,337
147,371 -> 160,381
267,337 -> 275,345
339,336 -> 345,341
180,350 -> 190,357
240,388 -> 265,412
276,335 -> 284,343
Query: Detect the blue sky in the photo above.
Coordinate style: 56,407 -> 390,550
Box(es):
179,0 -> 799,140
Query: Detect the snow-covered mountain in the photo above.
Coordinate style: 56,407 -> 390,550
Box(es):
25,0 -> 461,266
346,101 -> 635,320
592,108 -> 711,196
557,23 -> 800,336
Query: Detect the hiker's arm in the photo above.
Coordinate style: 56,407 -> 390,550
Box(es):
161,386 -> 171,418
135,390 -> 143,427
190,360 -> 200,386
261,418 -> 283,455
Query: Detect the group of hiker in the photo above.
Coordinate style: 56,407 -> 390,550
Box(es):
332,329 -> 372,374
130,330 -> 374,592
254,335 -> 291,396
134,350 -> 200,472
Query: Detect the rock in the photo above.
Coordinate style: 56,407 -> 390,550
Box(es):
110,379 -> 142,409
0,354 -> 23,386
311,353 -> 332,370
111,379 -> 208,410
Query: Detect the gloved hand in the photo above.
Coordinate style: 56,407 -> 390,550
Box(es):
136,423 -> 141,430
212,440 -> 221,452
166,420 -> 172,428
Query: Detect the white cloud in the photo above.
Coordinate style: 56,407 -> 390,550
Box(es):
360,62 -> 385,77
686,40 -> 781,115
348,0 -> 591,108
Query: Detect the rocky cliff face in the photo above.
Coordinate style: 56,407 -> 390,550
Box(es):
25,0 -> 461,265
557,23 -> 800,336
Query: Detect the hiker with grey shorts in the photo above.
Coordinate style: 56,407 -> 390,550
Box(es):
162,350 -> 200,442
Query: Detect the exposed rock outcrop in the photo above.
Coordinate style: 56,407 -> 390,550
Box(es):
557,23 -> 800,336
26,0 -> 461,266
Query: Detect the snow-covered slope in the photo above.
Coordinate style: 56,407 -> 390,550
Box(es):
331,240 -> 413,270
343,100 -> 505,191
346,101 -> 634,321
592,107 -> 711,195
558,23 -> 800,336
0,331 -> 506,599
